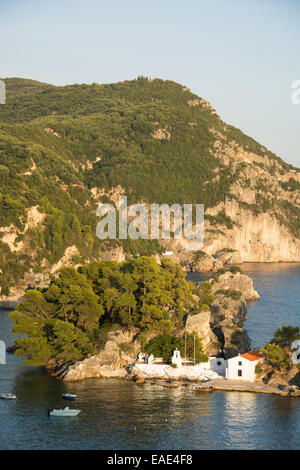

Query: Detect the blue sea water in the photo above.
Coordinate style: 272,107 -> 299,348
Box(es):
188,262 -> 300,348
0,263 -> 300,450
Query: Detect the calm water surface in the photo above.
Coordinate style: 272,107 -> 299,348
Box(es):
188,262 -> 300,348
0,263 -> 300,449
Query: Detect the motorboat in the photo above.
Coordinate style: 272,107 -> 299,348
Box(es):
62,393 -> 77,400
0,393 -> 17,400
48,406 -> 81,417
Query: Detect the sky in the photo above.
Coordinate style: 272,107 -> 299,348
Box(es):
0,0 -> 300,167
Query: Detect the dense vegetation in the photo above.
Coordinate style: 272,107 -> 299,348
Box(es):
9,257 -> 213,366
144,333 -> 208,363
261,325 -> 300,369
0,76 -> 299,293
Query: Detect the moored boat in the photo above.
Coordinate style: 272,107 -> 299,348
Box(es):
62,393 -> 77,400
0,393 -> 17,400
163,382 -> 180,388
193,385 -> 213,392
48,406 -> 81,417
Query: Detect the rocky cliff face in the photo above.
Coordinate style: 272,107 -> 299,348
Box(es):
184,310 -> 220,356
255,362 -> 300,389
210,271 -> 260,301
205,200 -> 300,262
183,270 -> 259,359
47,329 -> 140,382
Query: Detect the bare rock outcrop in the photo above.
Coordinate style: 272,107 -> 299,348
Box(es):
53,355 -> 129,382
211,271 -> 260,301
169,248 -> 242,274
256,363 -> 300,389
184,310 -> 220,356
214,249 -> 242,266
0,271 -> 50,309
183,269 -> 259,359
49,328 -> 140,381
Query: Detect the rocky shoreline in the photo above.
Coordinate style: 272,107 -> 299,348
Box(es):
45,360 -> 300,397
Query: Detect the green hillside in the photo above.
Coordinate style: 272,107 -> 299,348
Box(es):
0,76 -> 299,294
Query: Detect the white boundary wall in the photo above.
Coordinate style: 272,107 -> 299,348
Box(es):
134,363 -> 222,380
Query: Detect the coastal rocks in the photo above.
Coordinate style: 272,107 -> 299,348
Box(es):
210,294 -> 251,359
105,328 -> 141,361
99,246 -> 126,263
49,328 -> 140,381
133,376 -> 145,385
209,271 -> 255,359
184,310 -> 220,356
172,248 -> 242,274
255,363 -> 300,389
214,249 -> 242,267
211,271 -> 260,301
0,294 -> 23,310
182,269 -> 259,359
216,322 -> 251,359
176,250 -> 224,273
0,270 -> 51,309
51,354 -> 129,382
210,295 -> 248,327
6,343 -> 19,353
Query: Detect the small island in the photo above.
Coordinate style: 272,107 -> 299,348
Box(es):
8,256 -> 300,397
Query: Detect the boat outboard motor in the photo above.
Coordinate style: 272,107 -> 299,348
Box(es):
47,409 -> 51,417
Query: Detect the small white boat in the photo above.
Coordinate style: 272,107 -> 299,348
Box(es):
48,406 -> 81,417
0,393 -> 17,400
62,393 -> 77,400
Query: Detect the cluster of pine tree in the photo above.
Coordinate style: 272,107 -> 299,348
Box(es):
10,256 -> 214,366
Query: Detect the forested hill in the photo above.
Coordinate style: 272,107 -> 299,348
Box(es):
0,76 -> 299,295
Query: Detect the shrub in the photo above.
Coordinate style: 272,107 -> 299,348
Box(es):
120,342 -> 133,355
144,332 -> 208,363
273,325 -> 300,348
261,343 -> 289,369
214,289 -> 242,301
193,250 -> 208,263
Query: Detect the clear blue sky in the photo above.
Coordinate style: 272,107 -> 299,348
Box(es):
1,0 -> 300,166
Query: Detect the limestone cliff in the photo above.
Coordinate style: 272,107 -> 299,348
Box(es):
183,269 -> 259,359
204,200 -> 300,262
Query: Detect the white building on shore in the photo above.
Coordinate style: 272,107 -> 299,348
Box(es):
226,351 -> 264,382
135,349 -> 264,383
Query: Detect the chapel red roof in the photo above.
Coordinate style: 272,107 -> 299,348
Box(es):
241,351 -> 264,362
